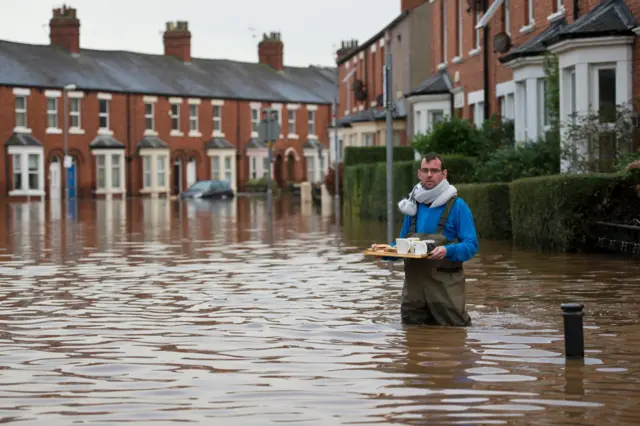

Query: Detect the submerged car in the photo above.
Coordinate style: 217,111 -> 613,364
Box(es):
180,180 -> 234,199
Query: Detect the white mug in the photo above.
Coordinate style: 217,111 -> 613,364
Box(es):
413,241 -> 428,255
396,238 -> 411,254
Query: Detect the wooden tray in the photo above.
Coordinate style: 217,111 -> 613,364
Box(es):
363,249 -> 431,259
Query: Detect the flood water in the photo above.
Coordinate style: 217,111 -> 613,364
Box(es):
0,196 -> 639,425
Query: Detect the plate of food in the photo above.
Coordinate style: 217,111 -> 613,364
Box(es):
363,243 -> 432,259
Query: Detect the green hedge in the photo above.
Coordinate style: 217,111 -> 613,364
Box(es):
510,173 -> 640,252
343,146 -> 415,166
457,183 -> 511,240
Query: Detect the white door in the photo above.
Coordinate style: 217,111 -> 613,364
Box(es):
187,159 -> 196,187
49,160 -> 61,200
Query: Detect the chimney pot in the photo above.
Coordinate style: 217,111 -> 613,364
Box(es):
163,20 -> 191,63
49,5 -> 81,54
258,31 -> 284,71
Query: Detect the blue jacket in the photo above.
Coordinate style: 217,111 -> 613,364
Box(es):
388,198 -> 479,263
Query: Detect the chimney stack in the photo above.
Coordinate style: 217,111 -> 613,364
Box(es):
163,21 -> 191,63
401,0 -> 428,12
258,32 -> 284,71
336,39 -> 359,63
49,4 -> 80,54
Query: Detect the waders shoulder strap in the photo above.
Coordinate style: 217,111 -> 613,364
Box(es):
437,196 -> 458,233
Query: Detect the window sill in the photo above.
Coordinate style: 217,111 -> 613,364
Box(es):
9,190 -> 44,197
469,48 -> 481,57
452,56 -> 463,64
308,134 -> 318,140
46,127 -> 62,134
250,131 -> 259,138
144,129 -> 158,136
287,133 -> 299,139
140,187 -> 169,194
437,62 -> 447,71
170,130 -> 184,137
14,126 -> 32,134
212,131 -> 225,138
188,131 -> 202,137
69,127 -> 85,135
547,8 -> 565,22
98,129 -> 114,136
520,22 -> 536,34
95,188 -> 126,195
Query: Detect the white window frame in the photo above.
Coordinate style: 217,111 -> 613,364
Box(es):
139,149 -> 170,194
305,154 -> 316,182
250,102 -> 261,137
207,149 -> 236,193
45,91 -> 62,135
470,11 -> 481,56
14,94 -> 28,133
287,104 -> 299,138
143,96 -> 157,136
98,93 -> 112,135
8,146 -> 45,197
537,78 -> 550,134
454,0 -> 463,61
93,150 -> 125,195
169,98 -> 183,136
212,99 -> 224,137
67,91 -> 84,135
307,105 -> 317,138
521,0 -> 535,33
188,99 -> 200,137
591,64 -> 617,126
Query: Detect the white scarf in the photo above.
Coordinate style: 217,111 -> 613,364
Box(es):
397,179 -> 457,216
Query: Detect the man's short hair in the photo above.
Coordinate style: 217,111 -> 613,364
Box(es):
421,152 -> 445,170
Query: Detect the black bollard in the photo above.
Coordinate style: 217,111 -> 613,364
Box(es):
561,303 -> 585,359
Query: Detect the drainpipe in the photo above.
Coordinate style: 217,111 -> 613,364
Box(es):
126,93 -> 132,197
573,0 -> 579,20
236,101 -> 241,192
483,0 -> 490,120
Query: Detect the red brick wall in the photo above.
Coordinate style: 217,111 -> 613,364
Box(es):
0,86 -> 331,198
430,0 -> 614,120
337,37 -> 386,118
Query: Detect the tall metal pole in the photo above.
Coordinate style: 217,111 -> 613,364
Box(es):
63,90 -> 68,202
483,0 -> 490,121
385,52 -> 394,244
332,97 -> 340,206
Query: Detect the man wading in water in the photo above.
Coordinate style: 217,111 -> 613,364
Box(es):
372,153 -> 479,326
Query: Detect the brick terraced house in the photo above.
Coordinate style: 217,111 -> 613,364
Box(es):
331,0 -> 434,155
416,0 -> 639,166
0,5 -> 336,201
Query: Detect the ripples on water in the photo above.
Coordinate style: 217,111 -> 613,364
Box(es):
0,198 -> 638,425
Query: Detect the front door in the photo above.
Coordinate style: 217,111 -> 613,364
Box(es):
186,158 -> 196,187
173,159 -> 182,195
66,159 -> 77,199
49,159 -> 61,200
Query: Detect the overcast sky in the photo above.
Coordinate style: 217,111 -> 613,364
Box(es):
0,0 -> 400,67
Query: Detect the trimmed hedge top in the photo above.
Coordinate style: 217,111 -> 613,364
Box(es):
343,146 -> 415,166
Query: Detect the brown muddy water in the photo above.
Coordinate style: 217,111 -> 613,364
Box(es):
0,196 -> 639,426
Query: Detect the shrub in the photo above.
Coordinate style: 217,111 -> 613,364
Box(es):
473,133 -> 561,183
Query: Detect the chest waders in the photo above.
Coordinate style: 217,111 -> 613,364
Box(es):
401,197 -> 472,327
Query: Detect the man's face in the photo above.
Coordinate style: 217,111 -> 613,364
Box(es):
418,158 -> 447,189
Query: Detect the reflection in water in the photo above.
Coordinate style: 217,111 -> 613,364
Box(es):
0,197 -> 639,425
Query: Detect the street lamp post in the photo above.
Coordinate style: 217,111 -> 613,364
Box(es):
63,84 -> 76,202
